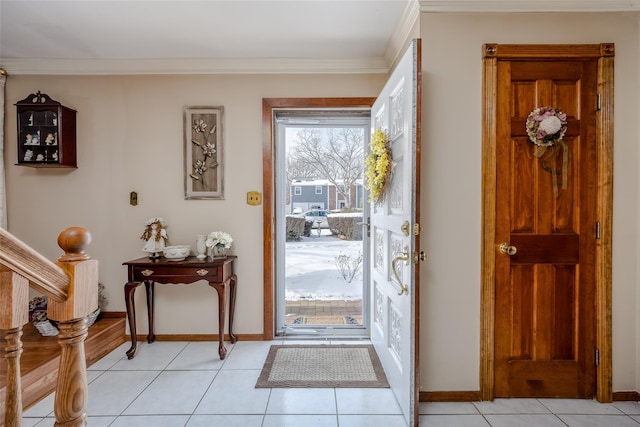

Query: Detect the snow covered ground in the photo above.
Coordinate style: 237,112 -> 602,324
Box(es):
285,231 -> 364,301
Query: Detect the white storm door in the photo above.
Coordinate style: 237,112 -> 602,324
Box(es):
370,39 -> 421,427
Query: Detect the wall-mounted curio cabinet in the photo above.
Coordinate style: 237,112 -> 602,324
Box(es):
16,91 -> 77,168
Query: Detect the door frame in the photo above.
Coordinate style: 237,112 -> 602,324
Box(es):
262,98 -> 376,339
480,43 -> 614,402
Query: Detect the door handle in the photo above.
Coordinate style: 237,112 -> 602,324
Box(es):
499,243 -> 517,256
391,248 -> 409,296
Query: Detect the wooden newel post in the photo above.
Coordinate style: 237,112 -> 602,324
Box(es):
49,227 -> 99,427
52,319 -> 89,427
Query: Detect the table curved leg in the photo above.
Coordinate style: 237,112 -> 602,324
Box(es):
124,281 -> 142,359
229,274 -> 238,344
209,280 -> 228,359
145,281 -> 156,343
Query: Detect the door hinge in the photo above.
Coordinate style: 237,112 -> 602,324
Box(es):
595,221 -> 601,239
595,348 -> 600,366
596,93 -> 602,111
413,223 -> 422,236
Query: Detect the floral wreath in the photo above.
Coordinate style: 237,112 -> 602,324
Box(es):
526,106 -> 567,150
364,129 -> 392,204
525,106 -> 569,197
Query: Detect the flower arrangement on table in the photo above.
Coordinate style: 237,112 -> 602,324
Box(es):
205,231 -> 233,258
364,129 -> 393,205
525,106 -> 569,197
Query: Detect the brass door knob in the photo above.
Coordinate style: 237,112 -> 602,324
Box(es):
499,243 -> 517,256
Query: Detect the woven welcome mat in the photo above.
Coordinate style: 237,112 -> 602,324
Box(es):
256,344 -> 389,388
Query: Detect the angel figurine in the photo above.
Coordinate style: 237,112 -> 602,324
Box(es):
140,217 -> 168,259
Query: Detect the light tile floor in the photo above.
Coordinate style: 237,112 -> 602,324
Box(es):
23,340 -> 640,426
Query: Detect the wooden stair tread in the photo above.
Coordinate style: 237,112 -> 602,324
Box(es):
0,312 -> 126,416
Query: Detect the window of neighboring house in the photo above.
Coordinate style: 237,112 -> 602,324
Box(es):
315,186 -> 322,194
294,186 -> 301,195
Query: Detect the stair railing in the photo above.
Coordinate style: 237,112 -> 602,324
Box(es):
0,226 -> 98,427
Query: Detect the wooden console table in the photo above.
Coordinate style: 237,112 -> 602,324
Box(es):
123,256 -> 237,360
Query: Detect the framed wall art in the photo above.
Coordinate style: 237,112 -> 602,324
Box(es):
184,106 -> 224,199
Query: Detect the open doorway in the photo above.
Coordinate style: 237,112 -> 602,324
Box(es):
274,111 -> 371,337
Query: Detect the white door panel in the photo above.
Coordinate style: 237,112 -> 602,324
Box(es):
369,39 -> 421,427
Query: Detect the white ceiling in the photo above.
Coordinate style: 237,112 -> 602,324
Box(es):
1,0 -> 639,75
0,0 -> 415,74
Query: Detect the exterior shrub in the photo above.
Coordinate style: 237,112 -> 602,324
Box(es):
286,215 -> 306,241
328,213 -> 362,240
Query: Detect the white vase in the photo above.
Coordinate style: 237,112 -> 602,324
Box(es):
196,235 -> 206,259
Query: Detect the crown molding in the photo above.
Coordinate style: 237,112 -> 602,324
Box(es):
385,0 -> 421,68
0,57 -> 390,76
419,0 -> 640,12
3,0 -> 635,76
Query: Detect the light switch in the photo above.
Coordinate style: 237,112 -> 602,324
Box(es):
247,191 -> 262,206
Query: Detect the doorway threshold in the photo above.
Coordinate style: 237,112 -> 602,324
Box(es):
278,324 -> 369,340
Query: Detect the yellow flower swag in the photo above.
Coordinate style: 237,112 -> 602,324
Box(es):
365,129 -> 392,204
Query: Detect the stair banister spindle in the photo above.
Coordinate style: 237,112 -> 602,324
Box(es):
0,271 -> 29,427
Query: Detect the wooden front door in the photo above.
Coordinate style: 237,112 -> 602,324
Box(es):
490,45 -> 612,399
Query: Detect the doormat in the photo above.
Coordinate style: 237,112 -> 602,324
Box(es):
255,345 -> 389,388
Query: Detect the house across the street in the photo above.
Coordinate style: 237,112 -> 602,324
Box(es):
289,179 -> 363,213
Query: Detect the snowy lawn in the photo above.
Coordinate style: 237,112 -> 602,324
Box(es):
285,231 -> 363,301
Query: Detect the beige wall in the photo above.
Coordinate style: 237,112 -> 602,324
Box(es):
419,12 -> 640,393
3,74 -> 385,336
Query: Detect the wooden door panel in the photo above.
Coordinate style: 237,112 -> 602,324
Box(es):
510,265 -> 534,359
495,54 -> 597,398
552,266 -> 576,360
504,265 -> 577,358
511,140 -> 536,232
509,234 -> 579,264
510,61 -> 583,81
507,360 -> 580,397
510,136 -> 581,233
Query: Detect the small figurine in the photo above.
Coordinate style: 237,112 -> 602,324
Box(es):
31,134 -> 40,145
45,133 -> 55,145
52,151 -> 58,161
140,217 -> 168,259
24,149 -> 33,161
25,134 -> 32,145
35,153 -> 44,161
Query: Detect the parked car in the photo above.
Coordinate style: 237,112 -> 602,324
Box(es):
303,209 -> 330,229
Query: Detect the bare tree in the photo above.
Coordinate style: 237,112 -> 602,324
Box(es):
288,128 -> 364,210
285,148 -> 318,207
286,151 -> 318,184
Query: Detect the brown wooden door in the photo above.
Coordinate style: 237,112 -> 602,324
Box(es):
494,58 -> 598,398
